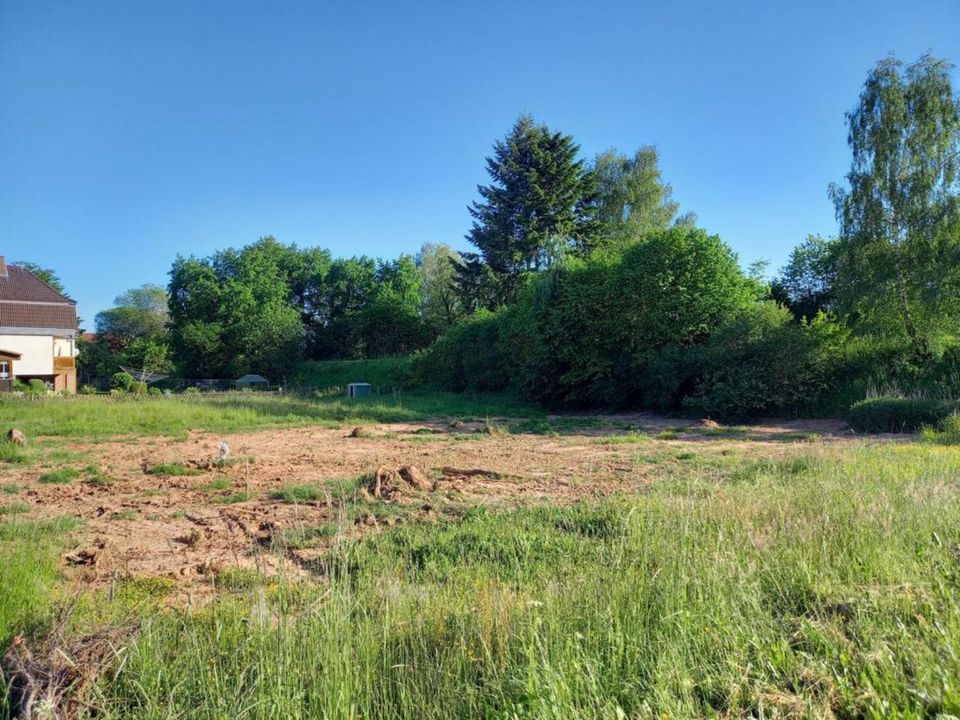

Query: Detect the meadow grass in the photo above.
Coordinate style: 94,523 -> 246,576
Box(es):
0,442 -> 947,719
0,518 -> 80,649
0,390 -> 541,439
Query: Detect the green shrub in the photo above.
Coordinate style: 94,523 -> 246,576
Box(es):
412,310 -> 509,392
848,397 -> 956,433
27,378 -> 48,395
679,303 -> 848,419
110,371 -> 136,392
78,384 -> 97,395
183,386 -> 200,395
148,386 -> 163,396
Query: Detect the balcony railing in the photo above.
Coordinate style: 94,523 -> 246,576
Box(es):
53,357 -> 76,371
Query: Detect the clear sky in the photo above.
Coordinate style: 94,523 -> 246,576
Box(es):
2,0 -> 958,323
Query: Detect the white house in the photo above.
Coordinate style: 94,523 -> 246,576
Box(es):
0,256 -> 79,393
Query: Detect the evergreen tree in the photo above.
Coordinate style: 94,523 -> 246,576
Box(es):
460,115 -> 598,306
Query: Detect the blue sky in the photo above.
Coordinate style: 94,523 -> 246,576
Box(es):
2,0 -> 958,323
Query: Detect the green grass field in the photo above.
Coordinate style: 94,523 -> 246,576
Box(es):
2,394 -> 960,718
0,388 -> 540,439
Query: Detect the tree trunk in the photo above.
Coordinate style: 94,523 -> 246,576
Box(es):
891,233 -> 930,360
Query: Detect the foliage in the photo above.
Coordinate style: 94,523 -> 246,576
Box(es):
289,358 -> 413,392
169,238 -> 307,377
680,303 -> 849,419
458,114 -> 599,308
110,371 -> 137,392
770,235 -> 839,320
80,284 -> 173,385
412,310 -> 509,393
592,146 -> 681,245
503,227 -> 758,408
26,378 -> 47,395
849,397 -> 957,433
417,243 -> 463,334
830,54 -> 960,358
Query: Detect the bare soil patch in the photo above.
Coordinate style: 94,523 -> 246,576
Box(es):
2,416 -> 868,595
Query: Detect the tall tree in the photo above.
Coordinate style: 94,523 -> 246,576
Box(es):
169,239 -> 305,378
593,146 -> 680,244
462,115 -> 598,306
830,54 -> 960,358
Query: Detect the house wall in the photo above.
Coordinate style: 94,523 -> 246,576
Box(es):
0,334 -> 56,375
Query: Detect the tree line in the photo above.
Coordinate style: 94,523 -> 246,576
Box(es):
78,53 -> 960,415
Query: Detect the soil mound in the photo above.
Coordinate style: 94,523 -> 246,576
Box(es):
368,465 -> 434,499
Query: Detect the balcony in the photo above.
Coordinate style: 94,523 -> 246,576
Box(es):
53,356 -> 76,372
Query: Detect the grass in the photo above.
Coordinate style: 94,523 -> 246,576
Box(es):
40,443 -> 950,719
195,477 -> 233,492
269,484 -> 325,503
0,441 -> 29,465
0,389 -> 542,440
0,518 -> 80,649
5,391 -> 960,717
0,502 -> 30,515
144,462 -> 202,477
212,491 -> 255,505
37,467 -> 81,484
0,484 -> 20,494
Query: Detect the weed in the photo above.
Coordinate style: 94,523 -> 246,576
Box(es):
270,484 -> 325,503
0,502 -> 30,515
145,462 -> 202,477
38,467 -> 81,484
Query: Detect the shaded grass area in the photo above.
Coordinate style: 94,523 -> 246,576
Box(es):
0,391 -> 541,439
2,443 -> 949,719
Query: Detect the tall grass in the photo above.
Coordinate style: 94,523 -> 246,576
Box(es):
0,518 -> 80,647
77,444 -> 960,718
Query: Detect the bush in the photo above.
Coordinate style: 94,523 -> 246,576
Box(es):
27,379 -> 48,395
679,304 -> 848,419
183,386 -> 201,395
131,382 -> 148,395
848,397 -> 957,433
148,386 -> 163,396
412,310 -> 509,392
79,384 -> 97,395
110,371 -> 136,392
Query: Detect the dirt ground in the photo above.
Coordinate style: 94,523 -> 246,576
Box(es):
4,415 -> 866,595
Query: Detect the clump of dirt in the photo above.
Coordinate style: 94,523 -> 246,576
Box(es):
3,618 -> 136,720
368,465 -> 434,499
347,426 -> 372,439
441,466 -> 503,479
699,419 -> 722,430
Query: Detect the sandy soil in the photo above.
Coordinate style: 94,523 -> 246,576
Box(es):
2,416 -> 864,593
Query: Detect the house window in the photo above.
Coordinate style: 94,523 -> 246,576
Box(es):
0,361 -> 9,379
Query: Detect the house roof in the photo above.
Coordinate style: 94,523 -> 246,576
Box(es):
0,262 -> 78,331
0,264 -> 75,304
